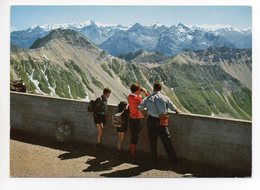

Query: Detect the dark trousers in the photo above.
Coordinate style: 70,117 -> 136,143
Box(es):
147,116 -> 177,164
129,118 -> 142,145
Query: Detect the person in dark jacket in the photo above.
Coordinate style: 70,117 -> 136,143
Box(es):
94,88 -> 111,147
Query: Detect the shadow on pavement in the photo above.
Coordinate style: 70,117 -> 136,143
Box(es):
11,129 -> 246,177
83,157 -> 124,173
100,165 -> 149,177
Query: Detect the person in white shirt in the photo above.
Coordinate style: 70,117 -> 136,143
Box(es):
139,82 -> 179,167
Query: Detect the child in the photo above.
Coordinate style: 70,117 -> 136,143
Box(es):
116,101 -> 129,157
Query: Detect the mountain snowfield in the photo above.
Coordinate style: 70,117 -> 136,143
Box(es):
10,28 -> 252,120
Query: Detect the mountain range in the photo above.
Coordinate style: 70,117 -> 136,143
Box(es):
11,21 -> 251,56
10,28 -> 252,120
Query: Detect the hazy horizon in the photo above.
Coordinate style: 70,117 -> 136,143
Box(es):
11,6 -> 252,31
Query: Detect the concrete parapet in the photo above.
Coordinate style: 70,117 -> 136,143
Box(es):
10,92 -> 252,176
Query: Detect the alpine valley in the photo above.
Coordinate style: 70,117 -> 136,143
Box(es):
10,22 -> 252,120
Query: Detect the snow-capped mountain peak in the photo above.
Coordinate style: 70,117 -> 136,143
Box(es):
92,20 -> 118,27
116,24 -> 130,31
11,21 -> 252,51
37,20 -> 120,31
147,22 -> 164,28
167,23 -> 191,34
189,24 -> 251,33
40,22 -> 89,31
177,23 -> 191,32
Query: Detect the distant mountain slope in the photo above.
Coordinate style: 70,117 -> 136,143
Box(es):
100,23 -> 237,56
100,23 -> 168,55
79,21 -> 128,44
169,46 -> 252,90
10,29 -> 252,120
155,23 -> 234,55
118,49 -> 168,64
191,25 -> 252,49
11,26 -> 48,48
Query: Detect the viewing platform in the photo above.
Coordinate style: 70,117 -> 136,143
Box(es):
10,92 -> 252,177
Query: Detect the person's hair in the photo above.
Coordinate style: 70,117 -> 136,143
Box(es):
130,83 -> 141,93
153,81 -> 162,91
103,87 -> 111,95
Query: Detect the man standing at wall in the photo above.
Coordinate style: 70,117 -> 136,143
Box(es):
139,82 -> 179,167
93,88 -> 111,147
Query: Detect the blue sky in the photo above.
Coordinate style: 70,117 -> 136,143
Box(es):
11,6 -> 252,30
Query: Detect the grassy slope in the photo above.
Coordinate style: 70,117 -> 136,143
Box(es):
11,58 -> 89,99
149,62 -> 251,120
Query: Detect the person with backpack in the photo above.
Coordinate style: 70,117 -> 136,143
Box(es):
114,101 -> 129,157
89,88 -> 111,148
139,82 -> 180,167
128,83 -> 149,161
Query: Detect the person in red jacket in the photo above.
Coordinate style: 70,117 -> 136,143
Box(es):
128,83 -> 149,161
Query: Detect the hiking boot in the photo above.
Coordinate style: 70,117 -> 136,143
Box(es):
148,159 -> 159,169
130,156 -> 137,164
116,150 -> 122,157
95,143 -> 102,149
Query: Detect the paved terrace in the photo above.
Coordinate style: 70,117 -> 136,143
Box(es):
11,130 -> 236,177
